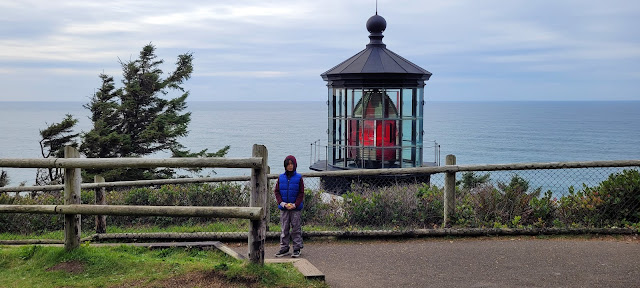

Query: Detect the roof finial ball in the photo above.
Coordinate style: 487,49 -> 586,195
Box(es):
366,14 -> 387,34
366,13 -> 386,46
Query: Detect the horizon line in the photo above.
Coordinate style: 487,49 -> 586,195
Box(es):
2,99 -> 640,103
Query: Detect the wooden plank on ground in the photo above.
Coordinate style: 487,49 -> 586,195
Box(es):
266,258 -> 325,280
265,258 -> 298,263
211,242 -> 246,260
293,259 -> 325,280
138,241 -> 221,249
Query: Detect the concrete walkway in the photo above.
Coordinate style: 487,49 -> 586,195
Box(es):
230,236 -> 640,288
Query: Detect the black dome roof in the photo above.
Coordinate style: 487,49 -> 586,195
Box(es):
321,14 -> 431,88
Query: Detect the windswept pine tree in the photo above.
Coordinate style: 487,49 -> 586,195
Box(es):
82,73 -> 126,159
36,114 -> 79,185
80,43 -> 229,181
0,170 -> 9,187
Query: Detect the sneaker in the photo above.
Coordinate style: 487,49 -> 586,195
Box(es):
275,248 -> 290,257
292,250 -> 301,258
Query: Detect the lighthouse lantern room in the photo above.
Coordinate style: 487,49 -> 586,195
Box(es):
312,13 -> 432,171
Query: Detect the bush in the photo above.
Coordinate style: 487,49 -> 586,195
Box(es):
415,184 -> 444,227
557,169 -> 640,227
1,169 -> 638,235
0,192 -> 65,234
112,183 -> 250,228
596,169 -> 640,223
468,175 -> 541,227
302,189 -> 346,227
342,188 -> 386,228
530,190 -> 556,226
339,182 -> 440,229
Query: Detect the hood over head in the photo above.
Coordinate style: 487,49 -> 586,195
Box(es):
284,155 -> 297,171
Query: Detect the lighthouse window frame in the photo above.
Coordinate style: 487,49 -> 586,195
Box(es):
328,86 -> 425,169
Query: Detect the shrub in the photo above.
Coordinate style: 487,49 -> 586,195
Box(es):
457,172 -> 490,190
557,169 -> 640,227
530,190 -> 556,226
0,192 -> 65,234
342,188 -> 386,228
556,185 -> 601,227
452,188 -> 476,227
469,175 -> 541,227
415,184 -> 444,227
596,169 -> 640,223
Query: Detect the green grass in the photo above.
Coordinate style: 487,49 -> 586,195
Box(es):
0,245 -> 328,288
0,221 -> 345,241
0,221 -> 251,241
104,220 -> 250,233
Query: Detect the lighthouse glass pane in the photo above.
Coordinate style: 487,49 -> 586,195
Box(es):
333,119 -> 341,166
417,88 -> 424,118
342,119 -> 347,147
402,147 -> 413,168
392,119 -> 399,146
328,89 -> 334,119
337,89 -> 343,118
369,91 -> 383,118
354,91 -> 365,118
401,119 -> 415,146
328,89 -> 335,166
404,118 -> 417,168
346,89 -> 352,117
402,89 -> 414,118
417,119 -> 423,147
351,90 -> 362,117
386,89 -> 400,119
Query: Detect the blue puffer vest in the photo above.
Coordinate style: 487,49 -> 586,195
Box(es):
278,172 -> 303,211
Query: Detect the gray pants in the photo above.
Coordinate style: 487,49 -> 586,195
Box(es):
280,209 -> 303,251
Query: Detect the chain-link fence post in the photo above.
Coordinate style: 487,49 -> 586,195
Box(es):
444,154 -> 457,227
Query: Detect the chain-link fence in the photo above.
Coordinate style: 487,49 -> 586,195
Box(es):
1,163 -> 639,244
298,166 -> 640,231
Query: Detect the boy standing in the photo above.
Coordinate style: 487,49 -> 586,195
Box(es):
274,155 -> 304,258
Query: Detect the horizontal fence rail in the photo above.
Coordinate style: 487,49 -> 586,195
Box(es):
303,160 -> 640,177
0,175 -> 262,193
0,205 -> 262,220
0,157 -> 263,169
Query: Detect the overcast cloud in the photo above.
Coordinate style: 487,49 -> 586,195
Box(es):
0,0 -> 638,102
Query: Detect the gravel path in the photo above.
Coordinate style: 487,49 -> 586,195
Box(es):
230,236 -> 640,288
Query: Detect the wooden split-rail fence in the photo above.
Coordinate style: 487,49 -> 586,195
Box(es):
2,145 -> 640,263
0,144 -> 270,265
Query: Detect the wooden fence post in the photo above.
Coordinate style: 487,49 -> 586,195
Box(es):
64,146 -> 81,250
265,165 -> 270,232
249,144 -> 268,264
95,175 -> 106,234
443,154 -> 456,228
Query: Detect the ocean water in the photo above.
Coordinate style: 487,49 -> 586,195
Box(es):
1,101 -> 639,186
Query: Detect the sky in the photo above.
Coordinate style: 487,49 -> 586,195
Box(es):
0,0 -> 639,102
